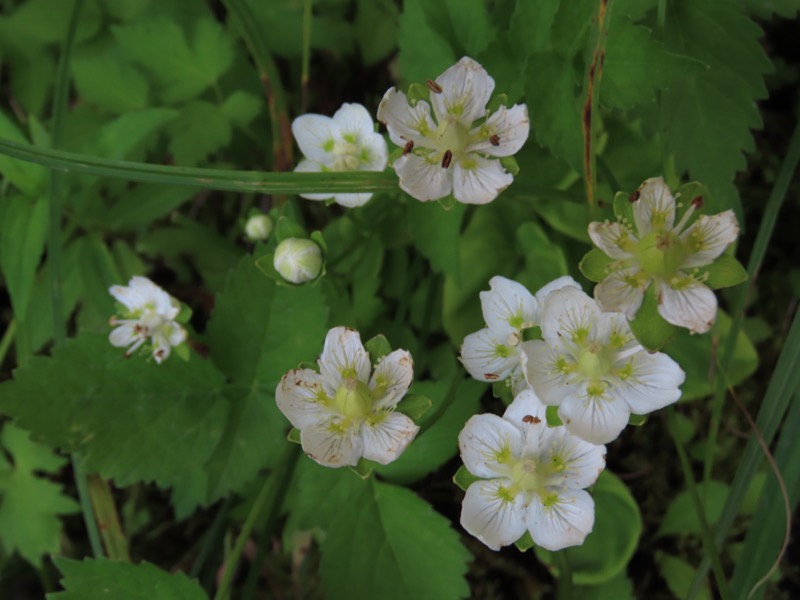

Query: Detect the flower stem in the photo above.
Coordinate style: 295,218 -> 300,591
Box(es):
72,456 -> 104,559
555,550 -> 573,600
0,319 -> 16,367
87,473 -> 131,561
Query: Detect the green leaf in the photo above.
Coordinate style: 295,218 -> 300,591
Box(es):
0,110 -> 47,195
532,197 -> 591,242
509,0 -> 561,56
397,0 -> 457,86
0,424 -> 79,567
72,51 -> 150,113
167,101 -> 232,166
0,0 -> 101,46
365,334 -> 393,363
320,479 -> 470,600
452,464 -> 481,492
220,91 -> 262,129
574,573 -> 635,600
658,480 -> 730,537
10,51 -> 55,117
545,405 -> 563,427
105,184 -> 195,231
407,200 -> 465,280
356,0 -> 400,66
655,552 -> 711,600
516,221 -> 569,291
629,286 -> 678,351
394,394 -> 432,423
696,253 -> 748,290
48,557 -> 207,600
287,427 -> 301,444
514,530 -> 535,552
580,248 -> 616,283
91,108 -> 178,160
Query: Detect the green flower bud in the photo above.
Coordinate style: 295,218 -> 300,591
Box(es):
244,214 -> 274,241
273,238 -> 323,284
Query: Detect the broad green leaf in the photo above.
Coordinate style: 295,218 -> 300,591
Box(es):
220,91 -> 262,129
48,557 -> 207,600
356,0 -> 400,66
574,573 -> 636,600
697,253 -> 748,290
105,184 -> 195,231
320,479 -> 470,600
532,196 -> 592,242
0,424 -> 79,567
0,110 -> 46,195
629,286 -> 678,351
365,334 -> 393,363
91,108 -> 178,160
0,0 -> 101,46
72,51 -> 150,113
742,0 -> 800,17
656,552 -> 711,600
167,101 -> 232,166
658,480 -> 730,537
102,0 -> 152,21
397,0 -> 457,86
394,394 -> 432,422
579,248 -> 616,283
509,0 -> 561,55
407,200 -> 464,280
516,221 -> 569,292
10,51 -> 55,117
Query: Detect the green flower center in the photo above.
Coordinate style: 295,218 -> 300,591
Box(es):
333,378 -> 372,419
633,231 -> 686,276
577,343 -> 613,379
433,117 -> 471,161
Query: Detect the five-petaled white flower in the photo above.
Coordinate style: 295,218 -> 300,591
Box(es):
588,177 -> 739,333
521,287 -> 685,444
459,390 -> 606,551
108,276 -> 187,364
377,56 -> 529,205
276,327 -> 419,468
292,103 -> 388,208
460,276 -> 580,395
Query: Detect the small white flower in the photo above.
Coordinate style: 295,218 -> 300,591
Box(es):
377,56 -> 530,205
276,327 -> 419,468
244,213 -> 273,241
460,276 -> 580,395
108,276 -> 187,364
521,287 -> 685,444
588,177 -> 739,333
459,390 -> 606,551
292,103 -> 388,208
273,238 -> 323,284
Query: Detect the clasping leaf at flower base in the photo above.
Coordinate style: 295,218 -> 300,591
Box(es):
629,287 -> 678,351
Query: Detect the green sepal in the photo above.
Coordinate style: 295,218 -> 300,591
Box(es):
173,342 -> 190,362
365,334 -> 392,364
407,82 -> 431,106
514,530 -> 535,552
310,230 -> 328,254
522,326 -> 542,342
437,194 -> 458,210
629,286 -> 678,351
500,155 -> 519,176
349,458 -> 377,479
388,146 -> 404,166
395,394 -> 432,422
175,303 -> 193,324
287,428 -> 302,444
297,360 -> 318,371
695,253 -> 747,290
580,249 -> 617,283
492,380 -> 514,406
628,413 -> 647,426
274,216 -> 306,242
486,93 -> 509,114
612,190 -> 635,225
545,405 -> 562,427
453,465 -> 481,492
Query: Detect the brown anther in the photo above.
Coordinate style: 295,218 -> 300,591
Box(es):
629,190 -> 641,202
522,415 -> 541,424
426,79 -> 443,94
441,149 -> 453,169
403,139 -> 414,156
691,195 -> 704,209
489,134 -> 500,146
484,372 -> 499,380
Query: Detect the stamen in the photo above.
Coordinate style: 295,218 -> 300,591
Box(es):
402,140 -> 414,156
426,79 -> 443,94
615,344 -> 644,361
441,149 -> 452,169
489,134 -> 500,146
673,197 -> 700,233
629,190 -> 640,203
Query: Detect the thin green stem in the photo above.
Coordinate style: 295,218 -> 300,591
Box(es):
0,319 -> 16,367
190,497 -> 234,579
555,551 -> 572,600
87,473 -> 130,561
72,456 -> 104,559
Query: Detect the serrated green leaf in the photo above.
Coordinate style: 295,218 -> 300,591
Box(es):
0,424 -> 79,567
580,248 -> 616,283
697,253 -> 748,290
72,51 -> 150,113
658,480 -> 729,537
407,200 -> 464,280
320,479 -> 470,600
629,286 -> 678,351
509,0 -> 561,56
452,464 -> 481,492
167,101 -> 232,166
365,335 -> 392,363
48,557 -> 206,600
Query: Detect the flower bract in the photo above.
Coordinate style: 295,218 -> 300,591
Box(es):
292,103 -> 388,207
459,390 -> 606,551
108,276 -> 187,364
276,327 -> 419,468
588,177 -> 739,333
521,287 -> 685,444
377,56 -> 529,205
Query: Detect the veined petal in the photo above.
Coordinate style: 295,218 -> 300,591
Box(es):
527,489 -> 595,551
376,88 -> 437,147
319,327 -> 371,394
537,426 -> 606,489
481,276 -> 538,338
534,276 -> 582,307
452,156 -> 512,205
460,328 -> 519,383
361,412 -> 420,465
594,268 -> 648,319
332,103 -> 376,141
588,220 -> 637,259
558,393 -> 631,445
657,276 -> 717,333
502,389 -> 548,426
370,349 -> 414,410
332,192 -> 373,207
459,413 -> 523,479
292,114 -> 339,165
295,159 -> 334,201
110,276 -> 168,313
539,287 -> 601,346
680,210 -> 739,268
521,340 -> 576,406
109,324 -> 138,348
614,351 -> 684,415
633,177 -> 676,235
468,104 -> 530,157
300,419 -> 363,467
431,57 -> 495,125
276,368 -> 330,430
461,478 -> 527,551
356,130 -> 389,172
395,154 -> 452,201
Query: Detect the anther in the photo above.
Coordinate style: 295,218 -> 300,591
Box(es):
629,190 -> 640,202
441,149 -> 452,169
691,195 -> 704,210
489,134 -> 500,146
402,139 -> 414,156
426,79 -> 443,94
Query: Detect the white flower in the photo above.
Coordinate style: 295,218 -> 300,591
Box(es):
459,390 -> 606,551
275,327 -> 419,468
108,276 -> 187,364
244,213 -> 273,241
273,238 -> 323,284
521,287 -> 685,445
377,56 -> 529,205
588,177 -> 739,333
460,276 -> 580,395
292,103 -> 388,208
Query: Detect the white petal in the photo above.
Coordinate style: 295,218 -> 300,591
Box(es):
356,131 -> 389,172
332,103 -> 375,141
430,57 -> 495,125
534,276 -> 582,306
480,276 -> 538,338
502,389 -> 548,425
292,114 -> 339,164
394,154 -> 452,201
538,287 -> 601,346
680,210 -> 739,268
632,177 -> 676,235
109,324 -> 137,348
558,393 -> 631,445
333,193 -> 373,207
656,277 -> 718,333
588,220 -> 637,260
452,156 -> 512,205
594,268 -> 648,319
614,351 -> 685,415
110,276 -> 166,313
537,427 -> 606,490
376,88 -> 437,147
520,340 -> 576,406
527,489 -> 595,551
275,368 -> 330,430
461,478 -> 527,550
468,104 -> 530,157
361,412 -> 420,465
295,159 -> 334,201
370,349 -> 414,410
460,328 -> 519,383
459,413 -> 523,479
318,327 -> 371,394
300,419 -> 363,467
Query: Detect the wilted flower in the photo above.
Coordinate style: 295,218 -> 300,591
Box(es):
108,276 -> 187,364
377,56 -> 529,204
459,390 -> 606,551
276,327 -> 419,468
244,213 -> 273,242
274,238 -> 323,284
588,177 -> 739,333
292,103 -> 388,207
521,287 -> 685,444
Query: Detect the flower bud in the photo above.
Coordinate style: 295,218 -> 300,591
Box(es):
274,238 -> 323,284
244,214 -> 273,241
